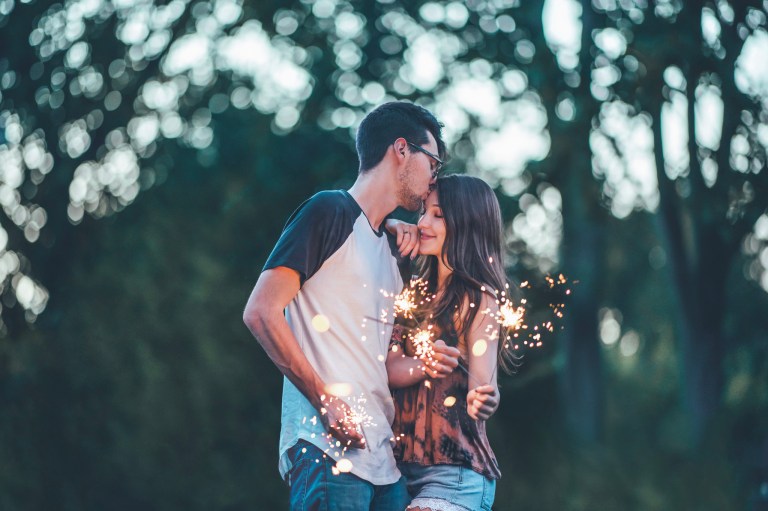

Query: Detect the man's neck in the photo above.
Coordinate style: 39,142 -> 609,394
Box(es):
347,171 -> 397,232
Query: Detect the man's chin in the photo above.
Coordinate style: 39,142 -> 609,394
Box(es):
402,198 -> 423,212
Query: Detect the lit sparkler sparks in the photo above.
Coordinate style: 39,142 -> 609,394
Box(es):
390,277 -> 431,320
409,327 -> 435,360
380,274 -> 573,383
341,395 -> 377,432
300,391 -> 377,476
493,274 -> 573,351
393,286 -> 419,318
319,392 -> 377,453
496,299 -> 526,330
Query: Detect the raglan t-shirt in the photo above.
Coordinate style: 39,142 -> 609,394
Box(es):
263,190 -> 404,486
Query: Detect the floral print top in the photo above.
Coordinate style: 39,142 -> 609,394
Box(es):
389,324 -> 501,480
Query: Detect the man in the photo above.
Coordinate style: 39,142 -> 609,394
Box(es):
243,102 -> 461,510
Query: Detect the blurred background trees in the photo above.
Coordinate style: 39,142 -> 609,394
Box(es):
0,0 -> 766,509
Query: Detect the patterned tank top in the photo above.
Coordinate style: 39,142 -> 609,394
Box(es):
389,323 -> 502,480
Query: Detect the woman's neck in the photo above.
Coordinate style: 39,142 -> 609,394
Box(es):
436,258 -> 453,289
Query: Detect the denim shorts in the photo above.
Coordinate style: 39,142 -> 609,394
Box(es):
399,462 -> 496,511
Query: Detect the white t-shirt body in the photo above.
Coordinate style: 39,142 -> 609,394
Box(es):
263,190 -> 404,485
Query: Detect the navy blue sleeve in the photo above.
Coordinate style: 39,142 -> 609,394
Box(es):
385,230 -> 412,284
263,191 -> 357,286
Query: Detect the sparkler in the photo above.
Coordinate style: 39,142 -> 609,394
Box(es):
379,276 -> 574,454
377,273 -> 572,364
496,298 -> 526,330
485,275 -> 573,352
407,325 -> 488,387
319,392 -> 376,454
367,313 -> 488,387
386,277 -> 432,321
409,327 -> 435,359
393,285 -> 419,319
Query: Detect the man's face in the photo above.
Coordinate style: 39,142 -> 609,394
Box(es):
396,132 -> 440,212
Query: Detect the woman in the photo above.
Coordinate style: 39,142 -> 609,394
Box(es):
385,175 -> 517,511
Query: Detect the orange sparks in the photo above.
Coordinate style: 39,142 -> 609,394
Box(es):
496,299 -> 526,330
410,328 -> 435,360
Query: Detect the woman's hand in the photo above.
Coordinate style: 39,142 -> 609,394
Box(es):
467,385 -> 499,421
384,218 -> 420,259
423,339 -> 460,379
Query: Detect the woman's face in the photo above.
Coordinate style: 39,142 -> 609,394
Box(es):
417,190 -> 446,257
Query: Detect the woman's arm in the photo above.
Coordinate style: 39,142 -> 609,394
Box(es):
386,347 -> 428,388
465,293 -> 501,420
386,326 -> 461,389
387,340 -> 462,388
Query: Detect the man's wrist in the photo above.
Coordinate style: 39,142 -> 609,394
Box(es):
307,379 -> 328,411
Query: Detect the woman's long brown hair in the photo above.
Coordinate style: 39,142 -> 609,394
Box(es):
415,174 -> 518,373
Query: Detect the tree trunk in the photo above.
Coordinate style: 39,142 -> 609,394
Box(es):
559,156 -> 604,443
646,41 -> 730,444
553,0 -> 605,444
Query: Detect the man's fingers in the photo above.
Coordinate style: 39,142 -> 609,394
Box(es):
478,406 -> 495,417
409,238 -> 420,259
475,410 -> 492,421
475,403 -> 494,419
477,386 -> 499,407
329,424 -> 365,449
402,229 -> 415,250
322,399 -> 367,449
469,387 -> 498,403
397,226 -> 421,258
396,224 -> 410,249
473,392 -> 494,404
474,384 -> 495,395
467,386 -> 500,421
474,400 -> 495,413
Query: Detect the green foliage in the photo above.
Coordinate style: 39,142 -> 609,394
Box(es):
0,0 -> 766,509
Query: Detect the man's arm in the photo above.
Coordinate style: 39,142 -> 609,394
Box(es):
384,218 -> 420,259
243,267 -> 365,448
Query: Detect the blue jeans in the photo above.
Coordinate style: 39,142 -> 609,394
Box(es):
287,440 -> 410,511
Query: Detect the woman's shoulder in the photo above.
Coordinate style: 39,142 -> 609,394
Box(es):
458,285 -> 501,316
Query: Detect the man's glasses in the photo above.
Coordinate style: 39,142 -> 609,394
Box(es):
407,142 -> 444,178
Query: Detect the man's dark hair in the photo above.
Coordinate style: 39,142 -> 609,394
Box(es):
355,102 -> 445,172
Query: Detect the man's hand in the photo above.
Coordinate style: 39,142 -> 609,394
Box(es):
384,219 -> 420,259
467,384 -> 499,421
319,396 -> 367,450
423,339 -> 460,379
